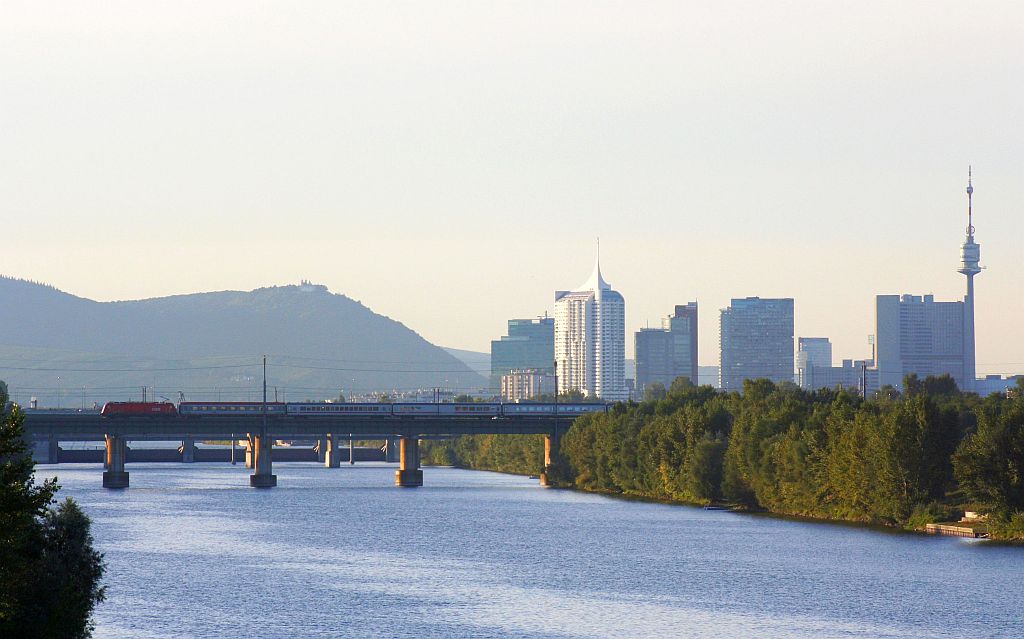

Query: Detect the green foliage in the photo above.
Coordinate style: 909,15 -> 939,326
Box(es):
21,499 -> 107,638
643,382 -> 667,402
954,391 -> 1024,517
988,512 -> 1024,542
568,377 -> 992,524
423,434 -> 546,476
905,501 -> 961,531
0,383 -> 105,637
431,375 -> 1024,533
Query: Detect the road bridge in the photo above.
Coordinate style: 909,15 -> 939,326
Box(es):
23,412 -> 572,489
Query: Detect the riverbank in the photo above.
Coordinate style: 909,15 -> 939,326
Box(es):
427,456 -> 1024,543
421,387 -> 1024,546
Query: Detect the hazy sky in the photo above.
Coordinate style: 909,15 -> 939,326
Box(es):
2,2 -> 1022,374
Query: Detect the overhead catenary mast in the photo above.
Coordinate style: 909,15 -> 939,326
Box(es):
958,167 -> 981,392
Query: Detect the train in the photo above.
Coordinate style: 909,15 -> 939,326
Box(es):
99,401 -> 610,418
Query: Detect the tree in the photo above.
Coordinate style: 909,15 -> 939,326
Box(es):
0,383 -> 105,638
28,499 -> 106,638
954,394 -> 1024,515
643,382 -> 667,402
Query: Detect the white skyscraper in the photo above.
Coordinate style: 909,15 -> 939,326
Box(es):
554,252 -> 627,401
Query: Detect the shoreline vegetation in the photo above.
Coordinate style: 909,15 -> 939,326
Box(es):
422,375 -> 1024,543
1,380 -> 106,637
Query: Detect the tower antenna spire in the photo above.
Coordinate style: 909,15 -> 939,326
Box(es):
966,165 -> 974,237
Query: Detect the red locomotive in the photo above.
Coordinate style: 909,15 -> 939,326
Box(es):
100,401 -> 178,417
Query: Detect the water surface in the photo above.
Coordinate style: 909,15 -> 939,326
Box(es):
43,462 -> 1024,638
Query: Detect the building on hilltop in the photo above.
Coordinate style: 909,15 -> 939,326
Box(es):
490,316 -> 554,391
719,297 -> 794,391
554,251 -> 627,401
873,169 -> 982,392
634,303 -> 699,394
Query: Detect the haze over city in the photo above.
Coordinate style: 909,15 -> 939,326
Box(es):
7,4 -> 1024,638
3,1 -> 1023,374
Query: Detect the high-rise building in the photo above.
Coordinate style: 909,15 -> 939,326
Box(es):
873,170 -> 982,392
796,337 -> 833,389
875,294 -> 966,390
719,297 -> 794,390
634,302 -> 699,393
635,328 -> 673,394
490,316 -> 554,390
554,252 -> 627,401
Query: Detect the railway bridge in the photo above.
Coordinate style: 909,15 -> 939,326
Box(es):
23,411 -> 573,489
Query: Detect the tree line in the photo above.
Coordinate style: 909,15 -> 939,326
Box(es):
1,380 -> 106,637
425,376 -> 1024,541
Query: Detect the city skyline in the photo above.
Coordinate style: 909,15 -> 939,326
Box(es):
3,3 -> 1023,376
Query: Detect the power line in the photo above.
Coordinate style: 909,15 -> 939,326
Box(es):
0,363 -> 258,373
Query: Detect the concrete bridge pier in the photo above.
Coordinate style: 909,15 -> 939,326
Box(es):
384,436 -> 400,463
324,434 -> 342,468
394,436 -> 423,487
102,434 -> 129,488
249,434 -> 277,488
539,433 -> 559,488
349,434 -> 355,465
32,436 -> 60,464
180,438 -> 196,463
245,435 -> 255,469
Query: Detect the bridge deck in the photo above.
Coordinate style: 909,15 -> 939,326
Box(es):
24,413 -> 573,440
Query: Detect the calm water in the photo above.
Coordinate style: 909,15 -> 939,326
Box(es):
40,462 -> 1024,638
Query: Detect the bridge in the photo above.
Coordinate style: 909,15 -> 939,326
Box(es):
23,410 -> 573,489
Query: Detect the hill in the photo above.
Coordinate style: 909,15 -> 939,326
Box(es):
442,347 -> 490,379
0,277 -> 486,406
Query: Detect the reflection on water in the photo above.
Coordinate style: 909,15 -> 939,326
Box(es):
43,463 -> 1024,639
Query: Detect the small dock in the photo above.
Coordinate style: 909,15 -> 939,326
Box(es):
925,523 -> 989,539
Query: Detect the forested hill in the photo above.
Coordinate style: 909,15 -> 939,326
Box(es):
0,276 -> 485,404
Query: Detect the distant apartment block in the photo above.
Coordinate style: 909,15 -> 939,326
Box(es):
635,302 -> 698,393
720,297 -> 794,390
490,316 -> 554,391
802,358 -> 879,394
698,366 -> 720,389
796,337 -> 832,389
975,375 -> 1023,397
500,369 -> 556,402
874,294 -> 967,391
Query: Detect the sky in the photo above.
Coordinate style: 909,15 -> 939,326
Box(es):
2,1 -> 1023,375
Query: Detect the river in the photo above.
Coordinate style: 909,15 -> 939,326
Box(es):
42,462 -> 1024,638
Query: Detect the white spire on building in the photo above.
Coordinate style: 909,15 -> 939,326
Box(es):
577,244 -> 611,295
